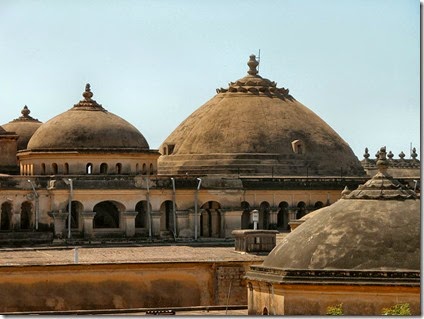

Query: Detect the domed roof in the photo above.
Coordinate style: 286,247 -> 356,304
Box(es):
27,84 -> 149,151
262,147 -> 420,271
158,55 -> 364,176
2,106 -> 42,150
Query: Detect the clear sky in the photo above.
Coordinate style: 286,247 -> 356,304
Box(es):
0,0 -> 420,160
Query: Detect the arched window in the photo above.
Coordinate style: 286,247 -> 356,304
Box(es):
116,163 -> 122,174
241,201 -> 251,229
259,201 -> 271,229
93,201 -> 120,228
277,201 -> 289,231
52,163 -> 58,174
291,140 -> 305,154
136,163 -> 140,174
41,163 -> 46,175
86,163 -> 93,175
21,202 -> 32,230
135,201 -> 149,228
314,201 -> 324,210
1,202 -> 12,230
297,201 -> 307,219
100,163 -> 108,174
64,163 -> 69,175
149,163 -> 154,175
142,163 -> 147,175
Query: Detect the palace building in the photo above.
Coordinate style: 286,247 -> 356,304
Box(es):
0,55 -> 419,243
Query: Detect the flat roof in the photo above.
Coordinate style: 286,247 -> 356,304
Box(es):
0,245 -> 264,266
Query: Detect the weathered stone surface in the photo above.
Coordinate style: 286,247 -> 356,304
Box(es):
159,55 -> 364,176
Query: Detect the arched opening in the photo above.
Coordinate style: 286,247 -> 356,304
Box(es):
93,201 -> 120,228
136,163 -> 140,174
1,202 -> 12,230
200,201 -> 222,238
135,201 -> 149,228
259,201 -> 270,229
100,163 -> 108,174
41,163 -> 46,175
263,307 -> 269,315
86,163 -> 93,175
52,163 -> 58,174
116,163 -> 122,174
20,201 -> 32,230
297,201 -> 307,219
314,201 -> 324,210
160,200 -> 175,236
64,163 -> 69,175
66,201 -> 83,229
142,163 -> 147,175
277,201 -> 289,231
149,163 -> 154,175
241,201 -> 251,229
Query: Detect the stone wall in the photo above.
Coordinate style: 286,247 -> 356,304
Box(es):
0,260 -> 257,313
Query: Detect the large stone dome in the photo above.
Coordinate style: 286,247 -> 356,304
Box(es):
262,147 -> 420,271
158,55 -> 364,176
27,84 -> 149,151
2,106 -> 42,150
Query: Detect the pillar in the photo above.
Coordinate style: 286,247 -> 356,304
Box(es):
49,210 -> 68,238
122,211 -> 138,237
81,211 -> 96,239
151,211 -> 161,237
177,210 -> 192,238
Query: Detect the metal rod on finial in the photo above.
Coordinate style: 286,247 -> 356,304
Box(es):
257,49 -> 261,73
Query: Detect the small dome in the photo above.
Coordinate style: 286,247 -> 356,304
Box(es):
2,106 -> 42,150
27,84 -> 149,151
158,55 -> 364,176
262,147 -> 420,271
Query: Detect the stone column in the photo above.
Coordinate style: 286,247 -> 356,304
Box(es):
150,211 -> 161,237
81,211 -> 96,239
49,210 -> 68,238
122,211 -> 138,237
176,210 -> 190,237
223,210 -> 243,238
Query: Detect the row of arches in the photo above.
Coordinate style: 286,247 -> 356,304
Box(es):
241,200 -> 324,231
21,161 -> 157,176
1,198 -> 325,236
1,201 -> 33,230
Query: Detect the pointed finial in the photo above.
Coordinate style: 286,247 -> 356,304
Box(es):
247,54 -> 259,76
363,147 -> 370,159
341,186 -> 351,197
376,146 -> 389,173
399,151 -> 405,160
387,150 -> 394,160
21,105 -> 30,117
82,83 -> 93,101
411,147 -> 418,160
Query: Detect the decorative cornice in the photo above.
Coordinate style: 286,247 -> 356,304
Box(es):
361,146 -> 420,169
345,147 -> 417,200
216,55 -> 291,98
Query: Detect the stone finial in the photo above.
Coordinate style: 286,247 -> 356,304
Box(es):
376,146 -> 389,174
341,186 -> 351,197
363,147 -> 370,159
387,151 -> 394,160
247,54 -> 259,76
411,147 -> 418,160
399,151 -> 405,160
375,149 -> 380,159
21,105 -> 30,117
82,83 -> 94,101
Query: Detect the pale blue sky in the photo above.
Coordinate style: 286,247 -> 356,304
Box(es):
0,0 -> 420,159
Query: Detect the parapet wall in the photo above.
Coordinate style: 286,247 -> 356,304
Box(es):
0,260 -> 258,313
